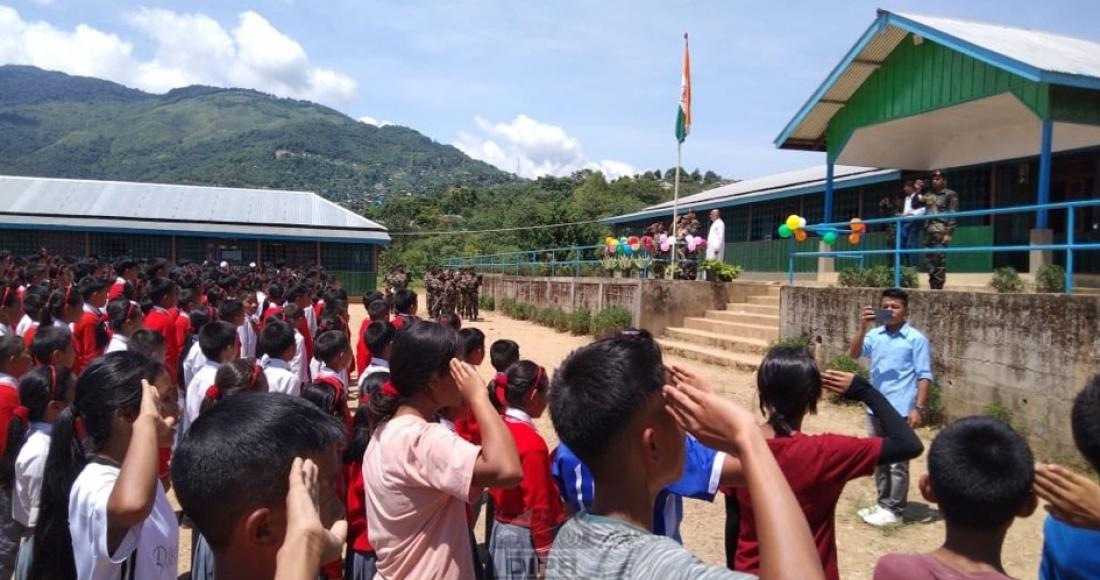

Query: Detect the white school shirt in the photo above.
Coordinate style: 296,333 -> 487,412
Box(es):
0,372 -> 17,389
262,357 -> 301,397
903,193 -> 927,217
104,334 -> 129,354
357,358 -> 390,398
0,323 -> 11,337
15,315 -> 33,337
183,361 -> 221,436
237,316 -> 257,360
13,422 -> 51,528
291,330 -> 308,383
304,304 -> 318,338
69,461 -> 178,580
312,361 -> 348,390
181,342 -> 208,389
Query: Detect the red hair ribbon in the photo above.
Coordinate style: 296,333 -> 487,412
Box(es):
534,365 -> 544,390
380,381 -> 399,398
205,385 -> 221,400
12,405 -> 29,424
495,372 -> 508,406
74,416 -> 88,441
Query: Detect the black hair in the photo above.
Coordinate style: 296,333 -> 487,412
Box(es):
0,366 -> 74,489
200,359 -> 267,415
314,330 -> 349,364
488,360 -> 548,412
282,303 -> 305,323
548,330 -> 665,466
321,298 -> 348,320
458,328 -> 485,360
261,281 -> 285,316
218,298 -> 244,323
147,278 -> 177,306
41,286 -> 81,326
144,258 -> 168,280
76,276 -> 108,300
0,281 -> 17,312
1071,375 -> 1100,473
362,290 -> 384,309
881,288 -> 909,308
259,320 -> 297,360
344,404 -> 372,466
177,288 -> 199,312
285,284 -> 309,303
72,259 -> 97,283
303,377 -> 347,420
367,299 -> 390,321
24,265 -> 46,283
189,307 -> 211,334
490,339 -> 521,373
359,371 -> 389,400
128,329 -> 165,358
315,314 -> 347,339
438,312 -> 462,330
114,258 -> 137,276
20,287 -> 47,326
364,321 -> 396,356
199,321 -> 238,361
393,289 -> 417,314
106,298 -> 142,333
756,346 -> 822,437
30,326 -> 73,365
172,393 -> 343,551
927,416 -> 1034,531
367,321 -> 458,431
33,352 -> 163,580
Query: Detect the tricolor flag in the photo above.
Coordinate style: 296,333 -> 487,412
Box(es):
675,33 -> 691,143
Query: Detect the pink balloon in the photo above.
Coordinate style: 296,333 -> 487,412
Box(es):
660,241 -> 672,252
687,240 -> 698,252
658,233 -> 668,244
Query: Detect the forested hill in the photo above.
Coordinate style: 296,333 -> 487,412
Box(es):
0,66 -> 515,206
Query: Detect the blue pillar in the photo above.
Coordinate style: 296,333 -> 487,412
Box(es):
1037,117 -> 1053,228
824,161 -> 835,224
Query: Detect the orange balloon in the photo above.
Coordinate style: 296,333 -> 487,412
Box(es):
794,229 -> 808,241
848,233 -> 862,244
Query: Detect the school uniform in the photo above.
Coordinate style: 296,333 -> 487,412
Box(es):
173,311 -> 191,362
262,357 -> 301,397
19,323 -> 37,350
73,303 -> 109,375
238,316 -> 258,360
12,422 -> 51,580
355,318 -> 373,376
291,329 -> 308,383
183,360 -> 221,438
357,358 -> 390,399
391,313 -> 418,331
0,374 -> 23,578
144,306 -> 180,385
0,374 -> 21,459
182,341 -> 208,390
107,277 -> 127,301
104,334 -> 129,354
296,317 -> 314,365
14,315 -> 32,338
70,461 -> 179,580
345,461 -> 377,580
304,302 -> 318,337
312,361 -> 348,390
0,324 -> 12,337
489,408 -> 565,579
314,369 -> 352,435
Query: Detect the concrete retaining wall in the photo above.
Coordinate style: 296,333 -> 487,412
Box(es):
780,286 -> 1100,460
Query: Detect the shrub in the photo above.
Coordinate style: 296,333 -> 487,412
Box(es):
701,259 -> 744,282
838,266 -> 917,288
985,400 -> 1028,435
551,308 -> 571,332
516,303 -> 537,321
499,297 -> 517,316
899,266 -> 919,289
1035,264 -> 1066,293
768,336 -> 813,351
478,295 -> 495,311
924,381 -> 946,427
990,267 -> 1025,293
824,354 -> 869,407
591,307 -> 633,338
568,308 -> 592,336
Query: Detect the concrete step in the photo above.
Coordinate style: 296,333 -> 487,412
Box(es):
683,318 -> 780,341
657,338 -> 763,372
706,310 -> 780,326
748,295 -> 781,307
663,327 -> 770,355
725,303 -> 780,316
765,285 -> 782,298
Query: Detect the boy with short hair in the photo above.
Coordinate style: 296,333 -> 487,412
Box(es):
128,328 -> 166,363
313,330 -> 351,390
260,320 -> 302,397
547,332 -> 824,579
238,289 -> 260,360
171,394 -> 346,580
72,276 -> 109,374
873,417 -> 1036,579
489,339 -> 520,373
144,278 -> 181,384
1037,375 -> 1100,577
357,320 -> 394,398
355,296 -> 389,376
391,290 -> 419,330
183,321 -> 241,436
29,325 -> 76,369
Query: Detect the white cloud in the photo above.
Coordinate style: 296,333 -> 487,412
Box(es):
0,5 -> 356,104
454,114 -> 636,180
358,115 -> 392,127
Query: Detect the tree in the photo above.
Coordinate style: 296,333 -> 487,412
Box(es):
690,168 -> 702,182
704,170 -> 721,184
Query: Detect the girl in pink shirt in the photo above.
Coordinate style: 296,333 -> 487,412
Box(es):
362,321 -> 522,580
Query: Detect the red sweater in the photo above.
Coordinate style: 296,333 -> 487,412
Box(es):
344,461 -> 374,553
0,381 -> 19,458
489,413 -> 564,561
21,324 -> 37,350
72,309 -> 107,375
355,318 -> 371,376
296,318 -> 314,364
107,279 -> 127,301
173,313 -> 191,362
144,308 -> 180,384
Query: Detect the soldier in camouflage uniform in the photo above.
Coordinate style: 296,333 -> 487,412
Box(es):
922,169 -> 959,290
383,265 -> 409,308
458,268 -> 480,321
675,211 -> 702,280
424,267 -> 443,319
438,269 -> 459,318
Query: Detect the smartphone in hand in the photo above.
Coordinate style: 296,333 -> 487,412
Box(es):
873,308 -> 892,324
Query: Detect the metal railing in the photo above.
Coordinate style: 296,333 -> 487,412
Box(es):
444,244 -> 698,278
791,199 -> 1100,294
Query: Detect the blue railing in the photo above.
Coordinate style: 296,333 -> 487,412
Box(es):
790,199 -> 1100,294
444,244 -> 698,278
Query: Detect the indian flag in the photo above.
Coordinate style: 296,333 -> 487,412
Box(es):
676,33 -> 691,143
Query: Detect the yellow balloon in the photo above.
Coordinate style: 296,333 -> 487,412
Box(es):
785,215 -> 801,230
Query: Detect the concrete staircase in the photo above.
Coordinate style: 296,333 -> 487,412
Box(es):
657,286 -> 781,372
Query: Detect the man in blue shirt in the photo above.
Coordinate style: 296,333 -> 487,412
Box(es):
849,287 -> 933,526
551,434 -> 730,542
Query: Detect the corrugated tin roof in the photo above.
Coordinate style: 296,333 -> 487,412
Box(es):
602,165 -> 898,225
776,10 -> 1100,150
0,175 -> 389,243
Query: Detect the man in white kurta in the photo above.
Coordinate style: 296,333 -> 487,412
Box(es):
706,209 -> 725,262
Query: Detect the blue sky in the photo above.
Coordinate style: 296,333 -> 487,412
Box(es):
3,0 -> 1100,181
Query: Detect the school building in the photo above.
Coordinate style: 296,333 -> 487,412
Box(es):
605,10 -> 1100,286
0,175 -> 389,292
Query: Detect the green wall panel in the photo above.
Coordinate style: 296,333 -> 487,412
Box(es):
1051,85 -> 1100,126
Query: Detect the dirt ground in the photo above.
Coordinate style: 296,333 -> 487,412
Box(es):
175,299 -> 1046,579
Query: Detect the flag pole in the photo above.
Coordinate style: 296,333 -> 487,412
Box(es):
671,146 -> 681,276
671,32 -> 689,278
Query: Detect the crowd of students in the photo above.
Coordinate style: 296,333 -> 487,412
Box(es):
0,249 -> 1097,579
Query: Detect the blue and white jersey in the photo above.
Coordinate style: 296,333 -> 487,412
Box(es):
551,435 -> 724,542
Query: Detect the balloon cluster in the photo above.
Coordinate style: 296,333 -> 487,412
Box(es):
848,218 -> 866,244
605,235 -> 658,256
777,214 -> 809,241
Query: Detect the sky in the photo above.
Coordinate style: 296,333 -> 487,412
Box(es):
3,0 -> 1100,181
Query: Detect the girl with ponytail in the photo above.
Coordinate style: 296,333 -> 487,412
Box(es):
0,337 -> 32,578
362,321 -> 522,580
8,366 -> 74,580
31,352 -> 180,580
105,299 -> 143,354
729,346 -> 923,579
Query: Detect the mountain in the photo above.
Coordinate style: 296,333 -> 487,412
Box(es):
0,66 -> 516,207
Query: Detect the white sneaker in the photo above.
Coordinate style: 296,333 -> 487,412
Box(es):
856,506 -> 875,519
861,505 -> 900,527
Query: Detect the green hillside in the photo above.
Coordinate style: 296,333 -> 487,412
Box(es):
0,66 -> 515,206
